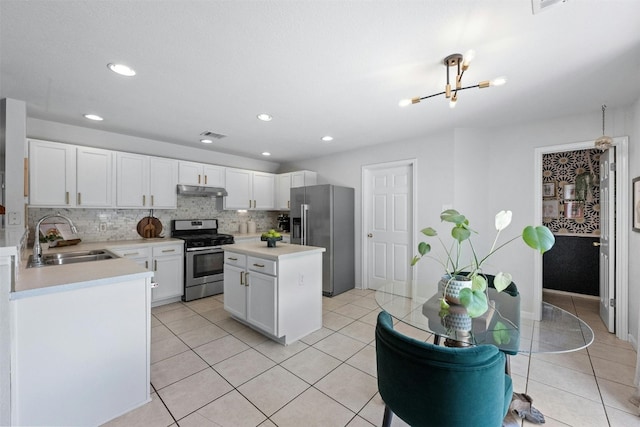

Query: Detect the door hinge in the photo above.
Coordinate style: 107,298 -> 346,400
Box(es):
610,298 -> 616,307
610,162 -> 616,172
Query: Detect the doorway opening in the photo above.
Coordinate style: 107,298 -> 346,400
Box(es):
534,137 -> 629,340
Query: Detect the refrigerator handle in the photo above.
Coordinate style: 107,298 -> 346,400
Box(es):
301,203 -> 309,246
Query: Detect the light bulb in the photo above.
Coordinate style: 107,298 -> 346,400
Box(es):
399,99 -> 412,107
462,49 -> 476,67
490,76 -> 507,86
107,63 -> 136,77
449,98 -> 457,109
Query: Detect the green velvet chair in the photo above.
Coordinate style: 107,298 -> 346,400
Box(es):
375,311 -> 513,427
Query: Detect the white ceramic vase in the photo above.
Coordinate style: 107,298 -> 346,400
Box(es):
439,274 -> 472,305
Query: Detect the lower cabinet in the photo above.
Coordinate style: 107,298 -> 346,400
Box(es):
110,242 -> 184,306
223,247 -> 322,344
224,252 -> 277,336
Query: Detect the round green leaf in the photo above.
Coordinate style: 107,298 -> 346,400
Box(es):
522,226 -> 555,253
492,321 -> 511,345
459,288 -> 489,318
418,242 -> 431,256
420,227 -> 437,237
451,226 -> 471,242
493,272 -> 512,293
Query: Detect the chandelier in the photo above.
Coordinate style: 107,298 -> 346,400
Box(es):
399,50 -> 506,109
594,105 -> 613,150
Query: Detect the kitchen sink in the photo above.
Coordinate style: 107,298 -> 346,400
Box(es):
27,249 -> 118,268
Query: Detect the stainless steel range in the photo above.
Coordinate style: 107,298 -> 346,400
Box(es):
171,219 -> 234,302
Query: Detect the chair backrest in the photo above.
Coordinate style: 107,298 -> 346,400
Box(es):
375,311 -> 512,427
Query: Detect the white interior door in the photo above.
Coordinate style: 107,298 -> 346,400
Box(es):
365,164 -> 412,292
599,147 -> 615,332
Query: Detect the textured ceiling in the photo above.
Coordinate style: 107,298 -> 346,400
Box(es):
1,0 -> 640,162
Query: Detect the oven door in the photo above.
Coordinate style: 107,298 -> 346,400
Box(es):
185,247 -> 224,287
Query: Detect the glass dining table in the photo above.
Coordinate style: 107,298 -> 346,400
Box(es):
374,284 -> 595,356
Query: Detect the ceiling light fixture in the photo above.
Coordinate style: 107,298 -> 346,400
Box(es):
262,152 -> 271,156
200,139 -> 214,144
83,114 -> 104,121
107,63 -> 136,77
257,113 -> 272,122
399,50 -> 506,109
594,104 -> 613,150
321,136 -> 334,142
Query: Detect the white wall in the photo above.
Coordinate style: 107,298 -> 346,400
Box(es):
27,118 -> 281,173
627,98 -> 640,347
286,105 -> 638,340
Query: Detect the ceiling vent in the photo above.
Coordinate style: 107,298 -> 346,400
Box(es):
199,131 -> 227,139
532,0 -> 567,14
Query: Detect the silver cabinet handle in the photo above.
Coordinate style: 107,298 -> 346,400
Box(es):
142,195 -> 146,206
123,252 -> 139,257
77,193 -> 81,205
154,260 -> 157,271
228,256 -> 238,261
162,249 -> 175,253
253,263 -> 265,268
245,272 -> 250,286
65,191 -> 70,205
151,195 -> 154,206
240,271 -> 245,285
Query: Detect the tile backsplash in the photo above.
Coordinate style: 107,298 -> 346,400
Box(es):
27,195 -> 282,244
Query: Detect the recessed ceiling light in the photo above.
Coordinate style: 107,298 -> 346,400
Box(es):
321,136 -> 334,142
200,139 -> 214,144
107,63 -> 136,77
262,152 -> 271,156
257,113 -> 272,122
83,114 -> 104,121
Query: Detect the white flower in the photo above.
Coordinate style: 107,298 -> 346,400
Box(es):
495,210 -> 512,231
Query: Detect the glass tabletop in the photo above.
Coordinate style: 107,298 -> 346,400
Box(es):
375,284 -> 594,354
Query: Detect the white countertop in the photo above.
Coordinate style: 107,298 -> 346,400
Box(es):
224,241 -> 325,260
11,238 -> 184,299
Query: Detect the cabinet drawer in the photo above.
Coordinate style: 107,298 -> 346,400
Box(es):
224,251 -> 246,267
247,256 -> 276,276
152,244 -> 183,257
110,246 -> 151,259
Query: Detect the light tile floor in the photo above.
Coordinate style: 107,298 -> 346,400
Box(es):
104,289 -> 639,427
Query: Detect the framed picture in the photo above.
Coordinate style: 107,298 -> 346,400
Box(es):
543,182 -> 556,198
563,184 -> 576,200
565,201 -> 584,219
543,199 -> 559,219
633,177 -> 640,232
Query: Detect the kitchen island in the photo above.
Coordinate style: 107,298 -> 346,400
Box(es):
223,241 -> 325,344
6,238 -> 181,426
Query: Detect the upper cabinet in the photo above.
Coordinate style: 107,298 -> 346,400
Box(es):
29,139 -> 112,208
178,161 -> 225,187
276,170 -> 317,210
116,153 -> 178,209
224,168 -> 275,210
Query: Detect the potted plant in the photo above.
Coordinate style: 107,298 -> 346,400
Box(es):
411,209 -> 555,317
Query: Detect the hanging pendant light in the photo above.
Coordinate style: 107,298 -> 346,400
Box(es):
594,105 -> 613,150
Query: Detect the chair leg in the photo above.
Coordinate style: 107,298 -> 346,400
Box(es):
433,334 -> 441,345
382,404 -> 393,427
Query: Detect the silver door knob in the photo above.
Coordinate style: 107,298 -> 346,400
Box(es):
367,233 -> 373,238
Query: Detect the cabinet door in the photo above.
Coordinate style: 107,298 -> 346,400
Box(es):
29,139 -> 76,207
76,147 -> 113,207
224,264 -> 247,318
291,170 -> 317,188
149,157 -> 178,208
246,270 -> 277,335
152,247 -> 183,303
224,168 -> 252,209
252,172 -> 275,210
116,152 -> 149,208
203,165 -> 225,187
276,173 -> 291,210
178,161 -> 203,185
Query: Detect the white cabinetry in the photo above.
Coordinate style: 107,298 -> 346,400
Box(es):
110,242 -> 183,306
275,170 -> 317,210
223,244 -> 323,344
116,153 -> 178,209
224,168 -> 275,210
29,139 -> 113,208
224,252 -> 277,335
178,161 -> 225,187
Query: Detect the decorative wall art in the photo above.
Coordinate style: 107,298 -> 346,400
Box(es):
542,149 -> 600,236
633,177 -> 640,232
543,182 -> 556,198
543,199 -> 559,219
565,201 -> 584,219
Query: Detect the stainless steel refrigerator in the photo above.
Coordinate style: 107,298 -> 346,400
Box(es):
290,184 -> 354,296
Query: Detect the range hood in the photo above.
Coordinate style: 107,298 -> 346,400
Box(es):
177,184 -> 228,197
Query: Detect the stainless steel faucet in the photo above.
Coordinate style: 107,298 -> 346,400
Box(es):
32,214 -> 78,267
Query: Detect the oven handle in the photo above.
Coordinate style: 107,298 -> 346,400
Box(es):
185,246 -> 225,253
